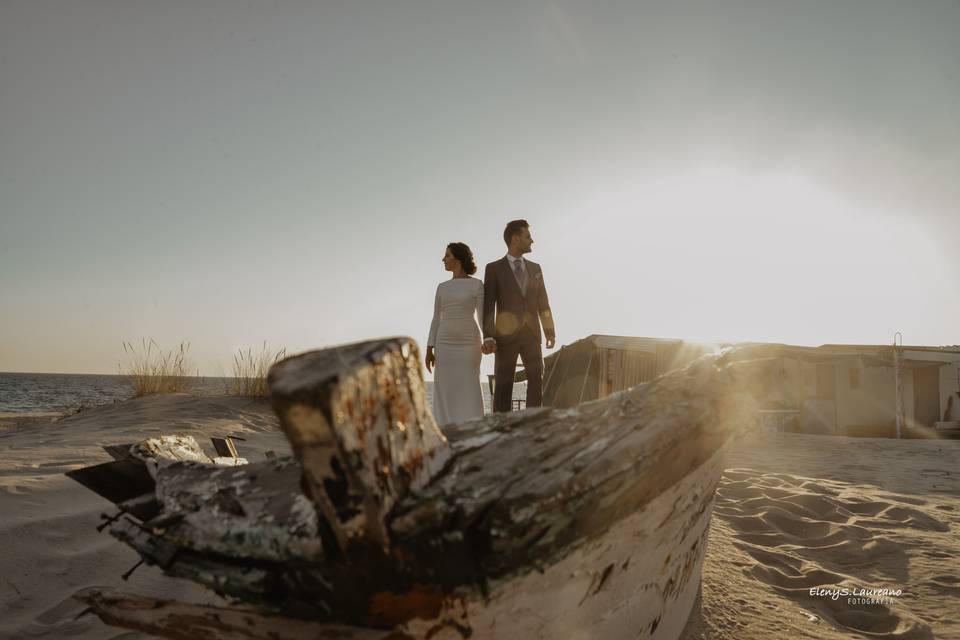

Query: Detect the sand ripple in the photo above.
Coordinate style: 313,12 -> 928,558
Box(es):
714,468 -> 946,639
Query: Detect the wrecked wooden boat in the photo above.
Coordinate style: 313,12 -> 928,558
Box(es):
69,337 -> 765,640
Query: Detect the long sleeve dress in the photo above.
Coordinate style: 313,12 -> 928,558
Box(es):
427,277 -> 485,425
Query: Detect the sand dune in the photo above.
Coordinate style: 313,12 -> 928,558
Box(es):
2,398 -> 958,639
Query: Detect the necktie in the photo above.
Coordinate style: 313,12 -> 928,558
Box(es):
513,259 -> 527,294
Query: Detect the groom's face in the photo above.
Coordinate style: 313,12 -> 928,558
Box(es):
515,227 -> 533,254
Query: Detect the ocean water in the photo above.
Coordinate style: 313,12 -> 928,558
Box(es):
0,372 -> 527,416
0,372 -> 230,414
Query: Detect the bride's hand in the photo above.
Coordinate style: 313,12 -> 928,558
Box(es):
425,347 -> 436,373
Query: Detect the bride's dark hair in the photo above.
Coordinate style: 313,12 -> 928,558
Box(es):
447,242 -> 477,275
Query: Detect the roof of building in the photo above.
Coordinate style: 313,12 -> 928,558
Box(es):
547,336 -> 960,362
585,334 -> 684,352
722,342 -> 960,366
820,343 -> 960,354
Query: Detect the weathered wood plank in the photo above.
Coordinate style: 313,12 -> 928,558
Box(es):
65,459 -> 155,506
102,443 -> 136,461
149,456 -> 323,563
74,588 -> 390,640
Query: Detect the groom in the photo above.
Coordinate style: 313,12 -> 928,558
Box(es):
482,219 -> 556,412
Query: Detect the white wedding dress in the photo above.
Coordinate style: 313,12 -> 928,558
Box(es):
427,277 -> 485,426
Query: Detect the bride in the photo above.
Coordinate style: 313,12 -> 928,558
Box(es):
425,242 -> 486,425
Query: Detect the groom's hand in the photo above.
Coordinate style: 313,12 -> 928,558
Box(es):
546,337 -> 556,349
483,338 -> 497,354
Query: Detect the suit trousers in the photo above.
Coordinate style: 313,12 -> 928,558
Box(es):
493,327 -> 543,413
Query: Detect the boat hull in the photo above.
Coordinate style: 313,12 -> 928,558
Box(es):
398,445 -> 725,639
77,445 -> 724,640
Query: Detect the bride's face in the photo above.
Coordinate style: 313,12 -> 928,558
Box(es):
442,248 -> 460,272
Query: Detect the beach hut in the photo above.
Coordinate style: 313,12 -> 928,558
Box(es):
723,342 -> 960,437
528,335 -> 710,408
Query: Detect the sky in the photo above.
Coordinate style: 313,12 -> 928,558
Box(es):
1,0 -> 959,376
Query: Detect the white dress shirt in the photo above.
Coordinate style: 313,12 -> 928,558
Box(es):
506,253 -> 527,274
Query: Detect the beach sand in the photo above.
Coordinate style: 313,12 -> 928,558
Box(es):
1,397 -> 957,639
0,396 -> 290,640
684,432 -> 959,640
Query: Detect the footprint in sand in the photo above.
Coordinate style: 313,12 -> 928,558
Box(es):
820,598 -> 932,640
857,506 -> 950,533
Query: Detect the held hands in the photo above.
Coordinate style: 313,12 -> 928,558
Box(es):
425,347 -> 436,373
481,338 -> 497,355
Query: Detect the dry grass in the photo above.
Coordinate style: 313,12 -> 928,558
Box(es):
232,342 -> 287,397
120,339 -> 195,396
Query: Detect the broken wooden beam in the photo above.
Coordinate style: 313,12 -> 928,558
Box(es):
211,436 -> 239,458
131,435 -> 212,464
268,336 -> 451,553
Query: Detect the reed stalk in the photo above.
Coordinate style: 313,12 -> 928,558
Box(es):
119,339 -> 194,395
232,342 -> 286,397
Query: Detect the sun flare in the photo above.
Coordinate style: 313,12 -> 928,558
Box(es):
559,169 -> 945,347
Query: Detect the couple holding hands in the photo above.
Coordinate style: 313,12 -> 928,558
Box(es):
426,219 -> 555,425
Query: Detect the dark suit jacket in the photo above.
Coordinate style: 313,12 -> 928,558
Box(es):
482,257 -> 555,343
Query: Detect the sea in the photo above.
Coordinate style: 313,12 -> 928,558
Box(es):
0,372 -> 526,416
